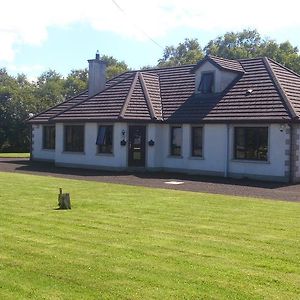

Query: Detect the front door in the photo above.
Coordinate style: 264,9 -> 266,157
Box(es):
128,126 -> 146,167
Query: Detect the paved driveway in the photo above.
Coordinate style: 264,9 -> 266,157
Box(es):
0,158 -> 299,202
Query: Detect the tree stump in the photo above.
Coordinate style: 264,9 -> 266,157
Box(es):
58,188 -> 71,209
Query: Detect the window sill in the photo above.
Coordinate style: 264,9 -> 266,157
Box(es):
42,148 -> 55,152
168,155 -> 183,159
231,159 -> 270,164
62,151 -> 85,155
96,153 -> 114,157
189,156 -> 204,160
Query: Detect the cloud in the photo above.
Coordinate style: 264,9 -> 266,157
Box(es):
1,0 -> 300,62
6,64 -> 45,82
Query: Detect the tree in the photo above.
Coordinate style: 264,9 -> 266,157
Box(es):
259,40 -> 300,74
204,29 -> 300,73
0,70 -> 36,152
158,38 -> 204,67
101,55 -> 129,79
204,29 -> 261,59
35,70 -> 65,112
64,69 -> 88,99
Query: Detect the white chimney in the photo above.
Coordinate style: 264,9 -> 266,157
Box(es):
88,51 -> 106,97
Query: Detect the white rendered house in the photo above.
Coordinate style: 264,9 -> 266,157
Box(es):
28,54 -> 300,182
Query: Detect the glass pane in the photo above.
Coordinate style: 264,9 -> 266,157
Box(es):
234,127 -> 268,161
192,127 -> 202,157
171,127 -> 182,156
65,125 -> 84,152
198,73 -> 214,94
43,126 -> 55,149
97,126 -> 113,153
96,127 -> 106,145
133,152 -> 141,160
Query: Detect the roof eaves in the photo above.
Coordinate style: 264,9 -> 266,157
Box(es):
27,89 -> 88,123
52,72 -> 135,122
263,57 -> 298,120
191,55 -> 245,74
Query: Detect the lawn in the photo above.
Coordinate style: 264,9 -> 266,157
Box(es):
0,172 -> 299,299
0,153 -> 30,158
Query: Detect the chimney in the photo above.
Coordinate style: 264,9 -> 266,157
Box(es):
88,50 -> 106,97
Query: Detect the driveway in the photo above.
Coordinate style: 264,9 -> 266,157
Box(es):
0,158 -> 299,202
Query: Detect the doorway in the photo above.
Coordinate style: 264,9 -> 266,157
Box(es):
128,126 -> 146,167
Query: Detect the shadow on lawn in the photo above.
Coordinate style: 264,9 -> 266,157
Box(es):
0,158 -> 291,190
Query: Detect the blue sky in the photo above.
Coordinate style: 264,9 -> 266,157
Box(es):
1,0 -> 300,80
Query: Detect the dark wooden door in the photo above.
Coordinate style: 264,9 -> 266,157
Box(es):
128,126 -> 146,167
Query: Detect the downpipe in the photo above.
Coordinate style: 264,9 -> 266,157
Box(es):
224,124 -> 229,178
288,123 -> 293,184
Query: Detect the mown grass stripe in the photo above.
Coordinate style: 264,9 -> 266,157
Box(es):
0,171 -> 299,299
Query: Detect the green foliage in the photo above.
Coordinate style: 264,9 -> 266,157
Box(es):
204,29 -> 262,59
0,55 -> 129,152
2,30 -> 300,153
101,55 -> 129,79
158,38 -> 204,67
158,30 -> 300,74
204,29 -> 300,73
0,172 -> 299,299
0,70 -> 35,152
35,70 -> 65,111
64,69 -> 88,99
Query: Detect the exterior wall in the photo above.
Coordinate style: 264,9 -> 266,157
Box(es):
55,122 -> 128,170
228,124 -> 288,181
32,121 -> 290,182
147,123 -> 163,169
195,61 -> 238,93
149,123 -> 289,181
151,124 -> 226,176
292,124 -> 300,182
31,124 -> 55,161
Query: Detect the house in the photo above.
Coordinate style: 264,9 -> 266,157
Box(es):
28,53 -> 300,183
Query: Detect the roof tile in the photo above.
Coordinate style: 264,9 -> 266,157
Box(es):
29,56 -> 300,124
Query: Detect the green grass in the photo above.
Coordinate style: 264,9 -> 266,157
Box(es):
0,153 -> 30,158
0,172 -> 299,299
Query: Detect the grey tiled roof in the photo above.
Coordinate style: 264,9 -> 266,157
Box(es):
28,56 -> 300,124
192,55 -> 245,74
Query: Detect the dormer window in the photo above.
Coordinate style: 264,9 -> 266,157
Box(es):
198,72 -> 214,94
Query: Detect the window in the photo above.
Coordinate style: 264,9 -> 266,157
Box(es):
234,127 -> 268,161
64,125 -> 84,152
96,125 -> 113,154
43,125 -> 55,150
191,127 -> 203,157
198,72 -> 214,94
170,126 -> 182,156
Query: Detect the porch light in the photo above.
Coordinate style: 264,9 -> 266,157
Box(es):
148,140 -> 155,146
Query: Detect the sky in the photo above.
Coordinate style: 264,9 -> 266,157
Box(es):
1,0 -> 300,81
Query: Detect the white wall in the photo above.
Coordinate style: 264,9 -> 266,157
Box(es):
228,124 -> 288,180
150,124 -> 226,174
148,123 -> 288,181
31,124 -> 55,161
292,124 -> 300,181
33,122 -> 289,181
195,61 -> 237,93
55,122 -> 128,169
